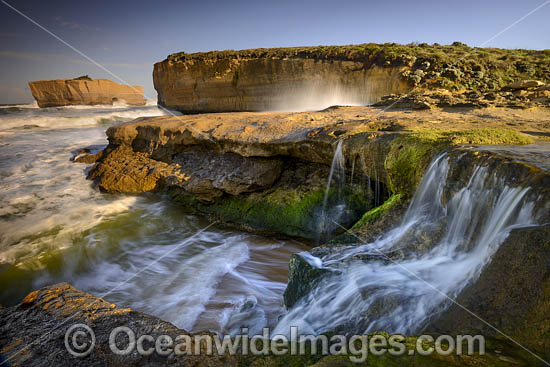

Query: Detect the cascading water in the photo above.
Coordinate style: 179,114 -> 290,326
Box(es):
274,153 -> 536,337
317,140 -> 347,238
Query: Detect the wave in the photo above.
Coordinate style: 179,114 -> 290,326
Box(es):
0,105 -> 173,131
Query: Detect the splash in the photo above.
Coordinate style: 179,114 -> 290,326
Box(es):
267,80 -> 372,112
274,154 -> 535,337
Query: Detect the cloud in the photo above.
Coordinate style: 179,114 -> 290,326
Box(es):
0,51 -> 45,61
54,16 -> 101,31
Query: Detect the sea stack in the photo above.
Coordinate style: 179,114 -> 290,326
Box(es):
28,75 -> 147,107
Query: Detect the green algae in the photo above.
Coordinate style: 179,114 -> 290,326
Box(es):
170,185 -> 372,240
350,193 -> 403,231
385,128 -> 533,197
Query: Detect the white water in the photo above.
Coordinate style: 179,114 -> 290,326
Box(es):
274,154 -> 536,337
0,103 -> 306,335
267,81 -> 370,112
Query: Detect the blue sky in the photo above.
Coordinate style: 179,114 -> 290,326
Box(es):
1,0 -> 549,104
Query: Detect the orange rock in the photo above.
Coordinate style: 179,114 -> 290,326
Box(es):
28,78 -> 146,107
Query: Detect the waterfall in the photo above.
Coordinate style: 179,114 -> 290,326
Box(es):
274,153 -> 536,337
317,140 -> 346,237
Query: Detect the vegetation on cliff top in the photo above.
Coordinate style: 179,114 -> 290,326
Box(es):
164,42 -> 550,92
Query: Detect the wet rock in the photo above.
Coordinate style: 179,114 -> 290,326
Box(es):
73,148 -> 104,164
170,150 -> 283,201
88,145 -> 177,193
426,225 -> 550,360
283,254 -> 331,308
0,283 -> 236,366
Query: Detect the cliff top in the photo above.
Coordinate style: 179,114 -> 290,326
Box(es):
29,78 -> 124,84
162,42 -> 550,92
165,42 -> 550,64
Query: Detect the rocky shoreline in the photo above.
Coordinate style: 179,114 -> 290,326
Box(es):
4,43 -> 550,366
1,283 -> 545,366
74,102 -> 550,363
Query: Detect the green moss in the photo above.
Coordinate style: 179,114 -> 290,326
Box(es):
201,186 -> 371,239
169,185 -> 372,240
385,128 -> 533,197
237,335 -> 538,367
350,194 -> 403,231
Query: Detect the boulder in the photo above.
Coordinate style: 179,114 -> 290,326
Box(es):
504,80 -> 544,90
0,283 -> 236,366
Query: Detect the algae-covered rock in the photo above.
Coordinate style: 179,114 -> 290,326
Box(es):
170,161 -> 373,239
283,253 -> 331,308
384,128 -> 533,197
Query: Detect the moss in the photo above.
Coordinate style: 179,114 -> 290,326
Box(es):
385,128 -> 533,197
169,185 -> 372,240
350,194 -> 403,231
237,335 -> 538,366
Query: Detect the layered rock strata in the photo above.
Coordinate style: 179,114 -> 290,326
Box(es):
28,77 -> 146,107
153,43 -> 550,113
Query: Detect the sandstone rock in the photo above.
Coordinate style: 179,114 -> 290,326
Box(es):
0,283 -> 236,366
505,80 -> 544,90
73,148 -> 104,164
28,77 -> 146,107
88,145 -> 176,193
170,150 -> 283,201
153,56 -> 411,113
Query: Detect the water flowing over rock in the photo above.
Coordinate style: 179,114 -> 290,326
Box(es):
28,78 -> 146,107
277,147 -> 550,358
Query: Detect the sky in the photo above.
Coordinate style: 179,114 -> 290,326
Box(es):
0,0 -> 549,104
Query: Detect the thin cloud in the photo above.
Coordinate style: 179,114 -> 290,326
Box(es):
0,51 -> 45,61
53,16 -> 100,31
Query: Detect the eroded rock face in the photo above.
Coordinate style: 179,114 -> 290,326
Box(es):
153,57 -> 411,113
86,107 -> 546,238
0,283 -> 236,366
28,78 -> 146,107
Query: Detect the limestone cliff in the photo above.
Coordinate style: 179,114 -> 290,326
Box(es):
153,51 -> 411,113
28,77 -> 146,107
153,43 -> 550,113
